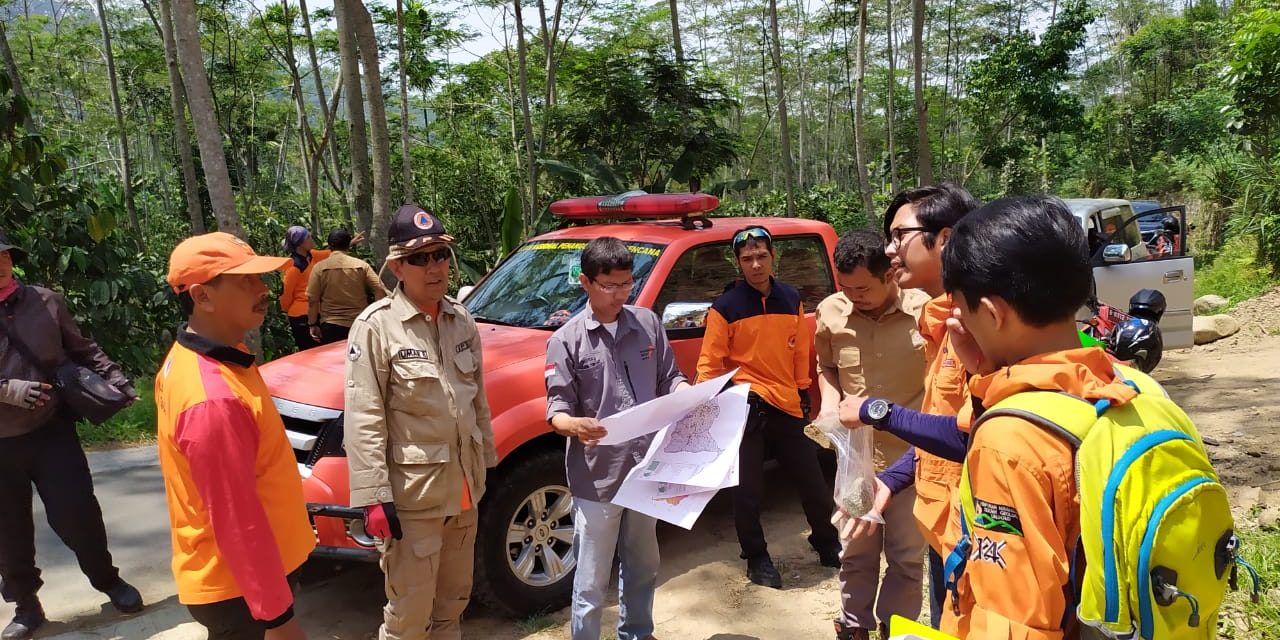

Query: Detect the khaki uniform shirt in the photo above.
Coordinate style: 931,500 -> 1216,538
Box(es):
344,287 -> 497,519
306,251 -> 387,327
814,286 -> 929,467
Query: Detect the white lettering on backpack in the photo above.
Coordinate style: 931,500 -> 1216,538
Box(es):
971,535 -> 1007,570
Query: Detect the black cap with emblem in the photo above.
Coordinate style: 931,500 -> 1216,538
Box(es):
387,203 -> 454,260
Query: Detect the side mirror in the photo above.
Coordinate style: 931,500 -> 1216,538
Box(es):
662,301 -> 712,329
458,285 -> 475,301
1102,243 -> 1132,264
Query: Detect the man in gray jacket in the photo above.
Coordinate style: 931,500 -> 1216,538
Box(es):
0,229 -> 143,640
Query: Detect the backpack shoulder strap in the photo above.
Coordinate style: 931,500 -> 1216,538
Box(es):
971,390 -> 1099,448
1113,364 -> 1168,398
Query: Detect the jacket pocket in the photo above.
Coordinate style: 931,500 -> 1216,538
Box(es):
389,359 -> 443,415
388,441 -> 451,511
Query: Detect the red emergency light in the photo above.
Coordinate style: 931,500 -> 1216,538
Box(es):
550,191 -> 720,225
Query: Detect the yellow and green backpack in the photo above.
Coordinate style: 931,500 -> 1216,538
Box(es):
943,365 -> 1261,639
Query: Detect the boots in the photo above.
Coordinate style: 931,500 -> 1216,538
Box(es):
104,579 -> 144,614
746,554 -> 783,589
833,621 -> 871,640
2,598 -> 46,640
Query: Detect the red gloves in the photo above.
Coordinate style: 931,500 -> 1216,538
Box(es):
364,502 -> 403,540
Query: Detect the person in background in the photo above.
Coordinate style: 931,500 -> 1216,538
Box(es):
0,229 -> 143,640
305,228 -> 387,345
156,232 -> 314,640
696,224 -> 842,589
815,230 -> 929,640
545,237 -> 689,640
279,226 -> 365,351
344,204 -> 497,640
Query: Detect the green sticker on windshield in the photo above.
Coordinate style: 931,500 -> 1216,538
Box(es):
569,265 -> 582,281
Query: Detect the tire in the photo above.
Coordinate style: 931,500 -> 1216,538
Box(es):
473,447 -> 576,618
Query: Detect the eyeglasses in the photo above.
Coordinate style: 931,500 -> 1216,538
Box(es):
591,278 -> 635,294
732,227 -> 772,249
404,247 -> 452,266
888,226 -> 929,246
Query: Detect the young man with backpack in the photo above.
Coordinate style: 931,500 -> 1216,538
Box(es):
924,196 -> 1239,639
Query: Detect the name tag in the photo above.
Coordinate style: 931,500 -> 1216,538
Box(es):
397,349 -> 432,361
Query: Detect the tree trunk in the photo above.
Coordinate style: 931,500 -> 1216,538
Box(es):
853,0 -> 874,220
299,0 -> 343,189
335,0 -> 372,235
396,0 -> 413,202
0,22 -> 34,133
152,0 -> 203,234
912,0 -> 933,185
669,0 -> 684,65
513,0 -> 539,226
274,0 -> 321,229
887,0 -> 899,194
349,0 -> 395,265
95,0 -> 139,231
170,0 -> 241,237
766,0 -> 795,217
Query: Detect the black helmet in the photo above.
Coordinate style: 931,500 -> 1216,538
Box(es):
1107,317 -> 1164,373
1127,288 -> 1167,323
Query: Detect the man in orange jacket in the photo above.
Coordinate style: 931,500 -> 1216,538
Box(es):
838,185 -> 980,627
931,195 -> 1137,639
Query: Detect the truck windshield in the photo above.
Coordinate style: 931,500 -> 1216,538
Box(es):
464,240 -> 664,329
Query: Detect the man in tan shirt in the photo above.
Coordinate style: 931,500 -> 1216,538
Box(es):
343,205 -> 496,640
306,229 -> 387,344
815,229 -> 929,640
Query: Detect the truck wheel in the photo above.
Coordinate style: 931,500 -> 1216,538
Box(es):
474,447 -> 576,617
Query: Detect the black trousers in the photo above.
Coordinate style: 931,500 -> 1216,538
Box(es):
732,396 -> 839,560
0,416 -> 120,604
287,315 -> 319,352
317,322 -> 349,345
186,570 -> 302,640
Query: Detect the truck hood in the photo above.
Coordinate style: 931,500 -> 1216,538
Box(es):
260,322 -> 551,411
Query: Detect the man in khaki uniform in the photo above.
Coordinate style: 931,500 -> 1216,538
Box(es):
815,230 -> 929,640
344,204 -> 497,640
306,228 -> 387,345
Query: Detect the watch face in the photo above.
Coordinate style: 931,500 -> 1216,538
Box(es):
868,399 -> 890,421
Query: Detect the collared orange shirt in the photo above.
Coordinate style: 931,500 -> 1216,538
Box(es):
913,294 -> 969,554
942,347 -> 1138,640
155,329 -> 315,619
815,286 -> 929,466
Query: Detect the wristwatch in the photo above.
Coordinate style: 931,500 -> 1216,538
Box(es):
862,398 -> 892,428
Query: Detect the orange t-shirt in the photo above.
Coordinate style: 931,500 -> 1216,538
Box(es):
155,329 -> 315,620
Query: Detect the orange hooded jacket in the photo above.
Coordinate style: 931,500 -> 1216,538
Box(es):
942,347 -> 1138,640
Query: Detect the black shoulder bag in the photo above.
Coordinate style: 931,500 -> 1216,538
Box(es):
0,317 -> 130,425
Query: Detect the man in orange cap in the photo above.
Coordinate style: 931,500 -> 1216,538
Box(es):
154,232 -> 315,640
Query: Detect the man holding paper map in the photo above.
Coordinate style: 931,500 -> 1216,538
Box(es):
545,238 -> 690,640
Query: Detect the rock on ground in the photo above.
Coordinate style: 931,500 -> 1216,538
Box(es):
1193,314 -> 1241,345
1193,294 -> 1230,315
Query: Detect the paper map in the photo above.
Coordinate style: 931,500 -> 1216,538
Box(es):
612,383 -> 750,529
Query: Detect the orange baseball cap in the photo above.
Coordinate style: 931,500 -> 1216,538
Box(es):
166,232 -> 290,292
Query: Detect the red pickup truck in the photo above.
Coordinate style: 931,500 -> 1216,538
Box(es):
259,194 -> 840,616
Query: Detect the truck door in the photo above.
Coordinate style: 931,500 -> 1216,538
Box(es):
1090,206 -> 1194,349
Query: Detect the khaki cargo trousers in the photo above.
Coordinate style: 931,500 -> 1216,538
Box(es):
378,508 -> 479,640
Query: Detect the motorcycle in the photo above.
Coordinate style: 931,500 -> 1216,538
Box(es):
1081,288 -> 1166,373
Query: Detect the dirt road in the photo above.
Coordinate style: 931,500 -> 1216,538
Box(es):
25,294 -> 1280,639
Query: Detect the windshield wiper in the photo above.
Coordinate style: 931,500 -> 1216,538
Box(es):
473,315 -> 516,327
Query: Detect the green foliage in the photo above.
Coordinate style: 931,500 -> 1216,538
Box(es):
500,185 -> 523,257
1225,4 -> 1280,145
1194,237 -> 1279,307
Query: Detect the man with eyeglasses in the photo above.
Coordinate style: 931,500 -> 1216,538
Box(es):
545,237 -> 689,640
343,204 -> 497,640
697,225 -> 842,589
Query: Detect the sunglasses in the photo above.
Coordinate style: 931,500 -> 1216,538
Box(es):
404,247 -> 452,266
732,227 -> 772,249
